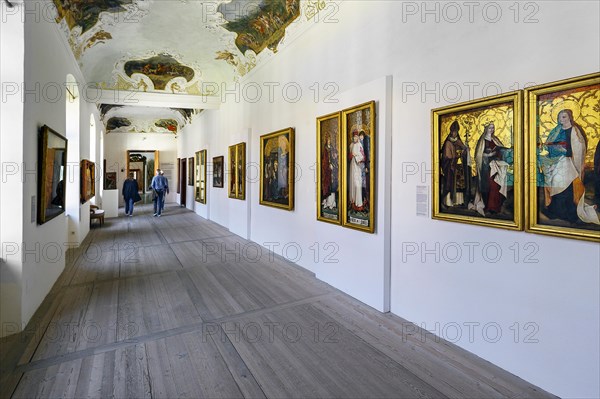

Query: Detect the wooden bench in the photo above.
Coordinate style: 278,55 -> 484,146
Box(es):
90,205 -> 105,227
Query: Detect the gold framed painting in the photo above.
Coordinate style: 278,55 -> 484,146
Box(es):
341,101 -> 376,233
104,172 -> 117,190
260,127 -> 295,210
317,112 -> 341,224
80,159 -> 96,204
38,125 -> 68,224
432,91 -> 523,230
188,157 -> 194,186
195,150 -> 207,204
228,142 -> 246,200
213,156 -> 224,188
525,72 -> 600,242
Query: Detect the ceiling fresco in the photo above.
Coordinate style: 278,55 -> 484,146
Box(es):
220,0 -> 300,55
100,105 -> 201,134
123,54 -> 196,92
52,0 -> 329,96
52,0 -> 333,133
53,0 -> 135,34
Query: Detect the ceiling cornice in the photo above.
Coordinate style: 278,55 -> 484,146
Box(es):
94,89 -> 221,110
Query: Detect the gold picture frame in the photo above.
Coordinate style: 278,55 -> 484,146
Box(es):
317,112 -> 342,224
195,150 -> 207,204
341,101 -> 376,233
80,159 -> 96,204
432,91 -> 523,231
213,156 -> 224,188
228,142 -> 246,200
38,125 -> 68,224
188,157 -> 194,186
525,72 -> 600,242
260,128 -> 295,210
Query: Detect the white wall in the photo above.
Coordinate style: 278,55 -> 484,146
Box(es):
0,1 -> 25,336
16,0 -> 101,329
178,2 -> 600,397
104,133 -> 178,207
178,112 -> 247,228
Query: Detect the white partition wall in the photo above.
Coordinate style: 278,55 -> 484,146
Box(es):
103,190 -> 119,218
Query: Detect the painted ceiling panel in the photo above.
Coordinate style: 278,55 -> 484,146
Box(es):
53,0 -> 323,92
100,105 -> 201,134
52,0 -> 330,132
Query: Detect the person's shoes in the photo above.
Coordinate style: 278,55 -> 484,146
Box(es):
129,214 -> 133,217
157,214 -> 161,217
153,213 -> 157,217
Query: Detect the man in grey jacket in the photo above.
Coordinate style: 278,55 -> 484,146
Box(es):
150,169 -> 168,216
160,170 -> 170,213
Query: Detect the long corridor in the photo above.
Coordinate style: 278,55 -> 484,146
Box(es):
0,204 -> 555,398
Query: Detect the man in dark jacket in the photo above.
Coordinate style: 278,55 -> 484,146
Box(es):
122,173 -> 140,216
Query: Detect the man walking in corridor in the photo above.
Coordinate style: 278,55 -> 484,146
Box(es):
151,169 -> 168,216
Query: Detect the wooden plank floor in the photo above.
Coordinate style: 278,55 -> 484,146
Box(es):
0,203 -> 557,398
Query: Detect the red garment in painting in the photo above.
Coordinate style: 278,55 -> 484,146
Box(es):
486,177 -> 503,212
484,140 -> 504,213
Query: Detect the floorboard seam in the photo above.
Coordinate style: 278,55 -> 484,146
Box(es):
13,293 -> 334,375
64,243 -> 89,287
143,343 -> 154,399
8,371 -> 26,398
59,268 -> 190,290
167,244 -> 186,270
213,324 -> 268,399
158,233 -> 238,247
17,291 -> 67,367
151,220 -> 170,245
14,322 -> 205,374
59,248 -> 309,290
214,330 -> 254,398
206,293 -> 335,324
309,301 -> 447,398
72,233 -> 235,251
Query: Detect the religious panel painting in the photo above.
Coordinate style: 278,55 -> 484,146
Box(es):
260,128 -> 295,210
317,112 -> 341,224
432,92 -> 523,231
188,157 -> 194,186
229,142 -> 246,200
341,101 -> 376,233
236,144 -> 246,198
195,150 -> 207,204
525,72 -> 600,242
80,159 -> 96,204
213,156 -> 224,188
104,172 -> 117,190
